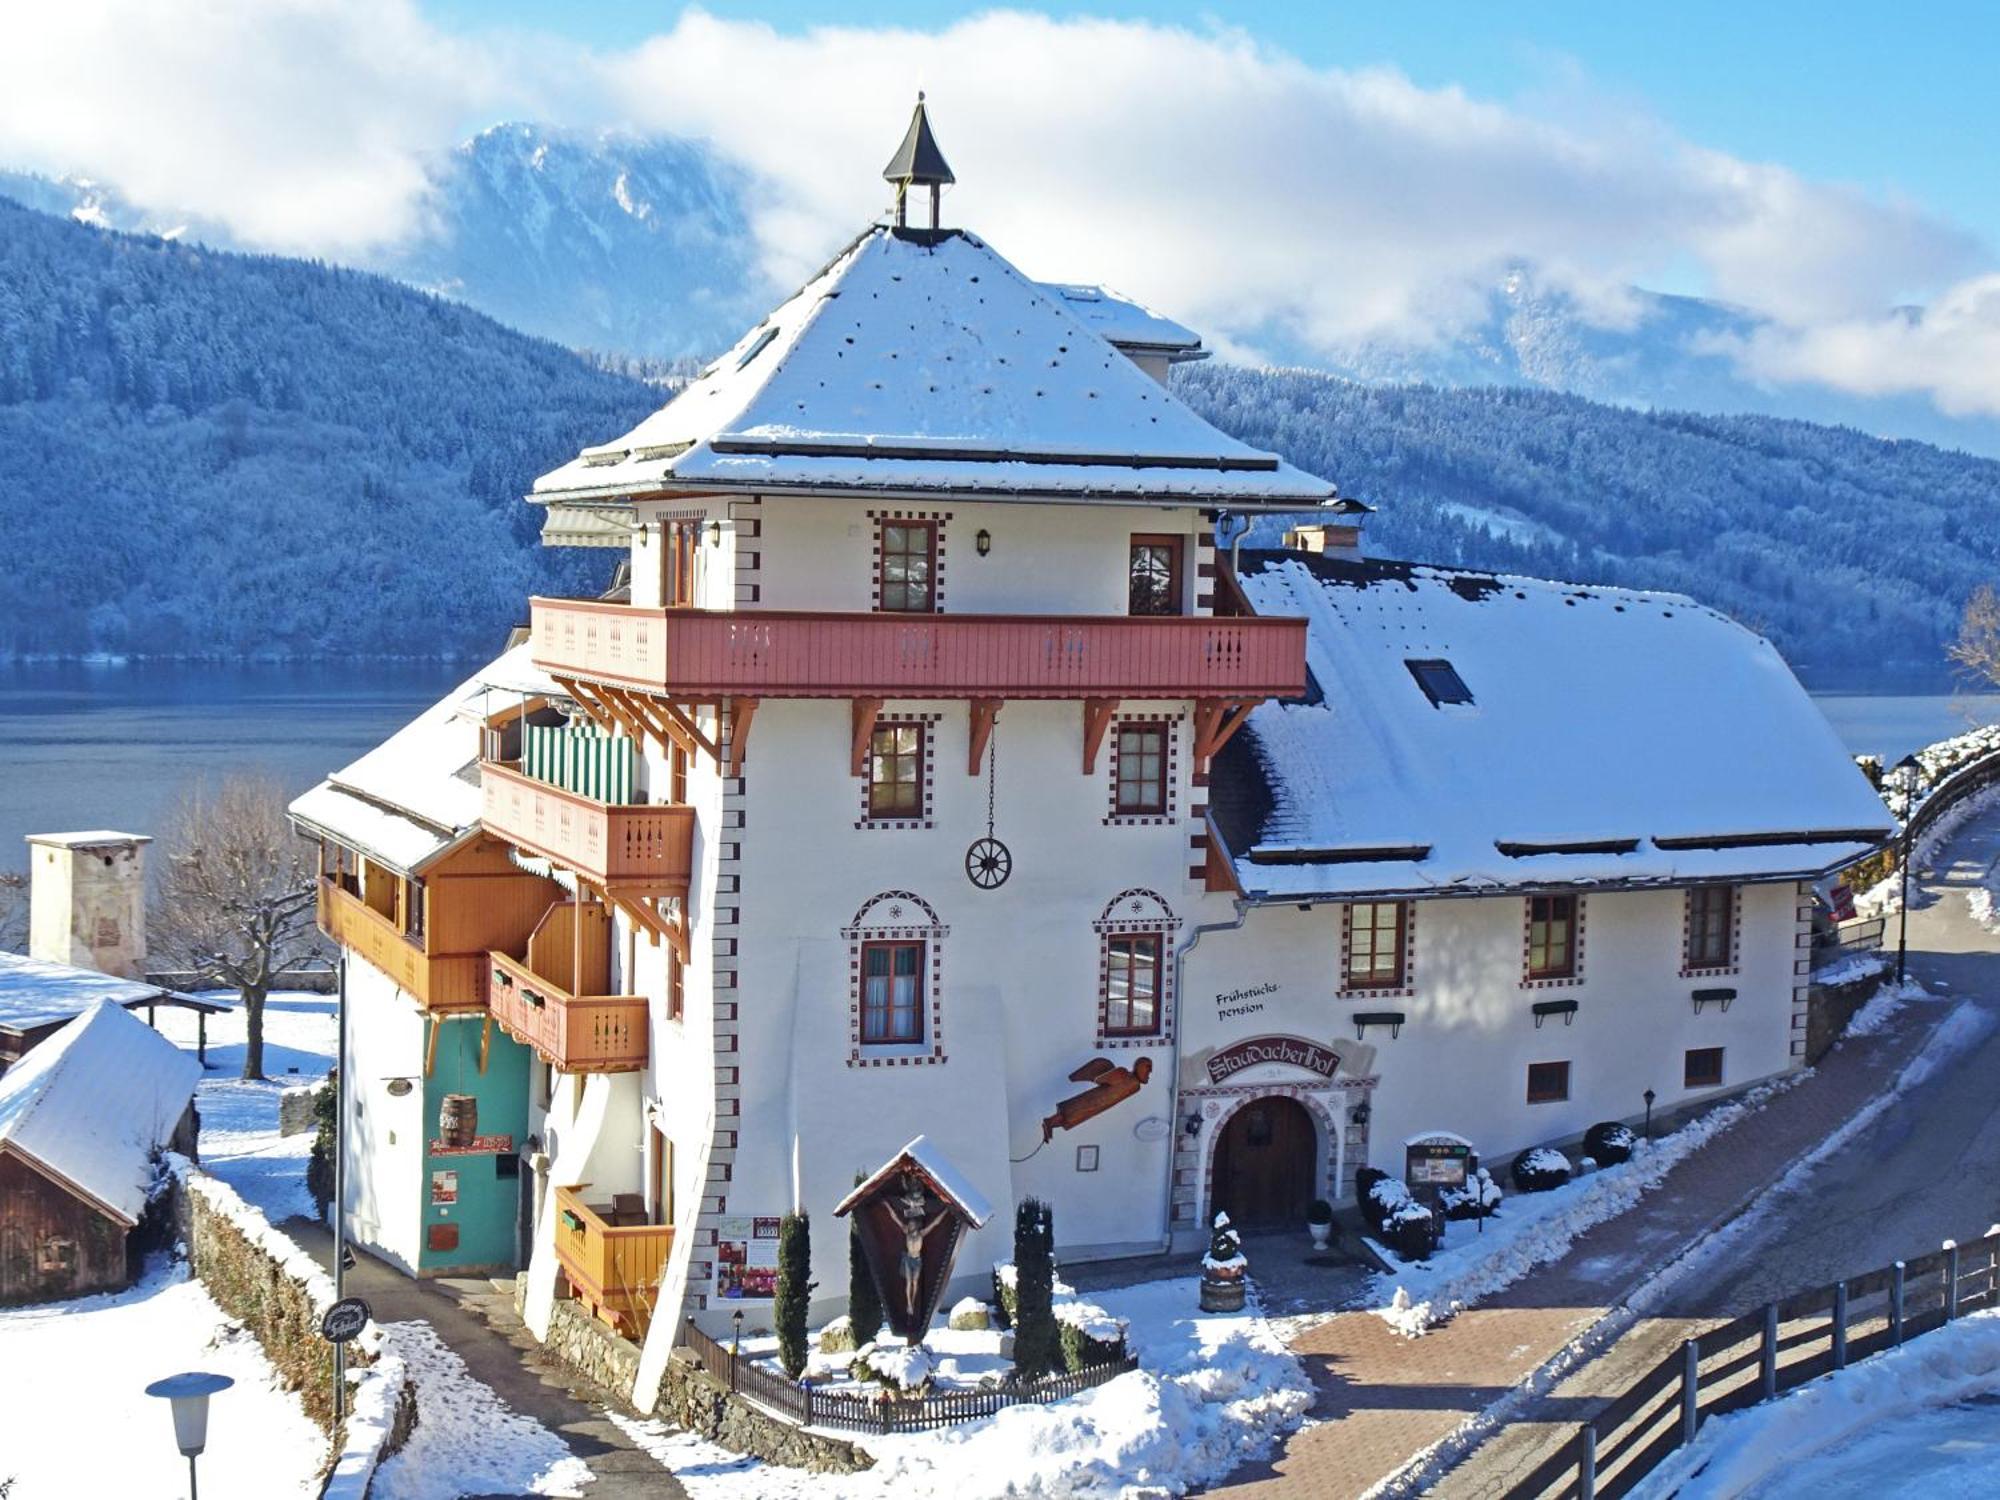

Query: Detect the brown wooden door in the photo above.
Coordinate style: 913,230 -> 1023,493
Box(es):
1213,1097 -> 1318,1228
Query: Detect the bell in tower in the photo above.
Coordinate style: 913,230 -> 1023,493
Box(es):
883,92 -> 955,231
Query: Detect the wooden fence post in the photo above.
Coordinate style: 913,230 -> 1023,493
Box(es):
1760,1304 -> 1778,1399
1892,1261 -> 1906,1345
1681,1338 -> 1701,1446
1832,1281 -> 1848,1370
1947,1242 -> 1961,1321
1578,1423 -> 1597,1500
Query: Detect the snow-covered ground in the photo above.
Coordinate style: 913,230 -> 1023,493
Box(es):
367,1321 -> 593,1499
614,1277 -> 1310,1500
1635,1309 -> 2000,1499
1357,1080 -> 1794,1337
153,990 -> 336,1223
0,1257 -> 325,1499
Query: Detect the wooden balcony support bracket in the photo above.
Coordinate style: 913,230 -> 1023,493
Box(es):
598,684 -> 687,761
478,1013 -> 492,1075
655,699 -> 721,769
1082,698 -> 1119,774
726,697 -> 758,777
585,876 -> 673,950
666,904 -> 691,965
851,697 -> 885,777
552,676 -> 629,740
1192,699 -> 1257,777
968,698 -> 1002,776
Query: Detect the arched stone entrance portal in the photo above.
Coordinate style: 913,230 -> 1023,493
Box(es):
1211,1095 -> 1318,1228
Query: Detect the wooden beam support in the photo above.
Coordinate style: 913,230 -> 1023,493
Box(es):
851,697 -> 885,777
1081,698 -> 1118,774
665,905 -> 691,965
1191,698 -> 1257,778
726,697 -> 758,778
967,699 -> 1002,775
586,877 -> 672,949
656,700 -> 722,767
478,1013 -> 492,1075
1208,701 -> 1256,758
551,676 -> 623,738
424,1017 -> 441,1079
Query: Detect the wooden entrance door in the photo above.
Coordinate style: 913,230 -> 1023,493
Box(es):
1213,1096 -> 1318,1228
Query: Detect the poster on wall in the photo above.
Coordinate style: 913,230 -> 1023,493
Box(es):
715,1215 -> 783,1299
430,1170 -> 459,1206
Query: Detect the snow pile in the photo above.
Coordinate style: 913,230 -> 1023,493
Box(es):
857,1342 -> 935,1392
1369,1083 -> 1792,1336
1969,885 -> 2000,934
1055,1300 -> 1130,1346
368,1321 -> 592,1499
1634,1309 -> 2000,1499
1844,976 -> 1928,1038
323,1347 -> 413,1500
0,1259 -> 326,1498
619,1279 -> 1310,1500
1810,948 -> 1891,986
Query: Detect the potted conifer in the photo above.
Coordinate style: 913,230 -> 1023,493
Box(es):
1305,1198 -> 1334,1250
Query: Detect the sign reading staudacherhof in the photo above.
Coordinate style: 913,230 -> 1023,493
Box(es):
1205,1034 -> 1341,1084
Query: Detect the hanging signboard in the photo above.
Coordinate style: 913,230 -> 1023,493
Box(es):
1205,1035 -> 1341,1084
321,1297 -> 372,1344
427,1133 -> 516,1158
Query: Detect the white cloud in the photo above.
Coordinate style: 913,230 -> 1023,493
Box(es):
2,2 -> 1996,415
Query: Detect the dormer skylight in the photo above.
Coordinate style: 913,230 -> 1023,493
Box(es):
735,326 -> 779,371
1405,658 -> 1472,707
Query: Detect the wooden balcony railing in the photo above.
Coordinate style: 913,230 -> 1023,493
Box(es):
316,877 -> 485,1013
554,1184 -> 674,1337
487,951 -> 646,1074
479,761 -> 693,895
530,597 -> 1309,700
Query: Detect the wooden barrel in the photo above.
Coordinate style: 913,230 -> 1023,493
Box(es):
439,1093 -> 478,1148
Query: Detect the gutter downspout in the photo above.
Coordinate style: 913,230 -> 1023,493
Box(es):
1158,895 -> 1252,1253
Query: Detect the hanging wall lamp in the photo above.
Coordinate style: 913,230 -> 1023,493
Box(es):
975,529 -> 992,556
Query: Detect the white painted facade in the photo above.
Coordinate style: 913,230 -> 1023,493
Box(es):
338,958 -> 429,1274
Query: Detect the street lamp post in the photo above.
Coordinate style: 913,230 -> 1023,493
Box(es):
146,1370 -> 233,1500
1643,1089 -> 1656,1142
1897,818 -> 1913,985
334,951 -> 349,1420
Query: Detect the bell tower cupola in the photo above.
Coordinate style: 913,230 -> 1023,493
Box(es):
882,92 -> 955,230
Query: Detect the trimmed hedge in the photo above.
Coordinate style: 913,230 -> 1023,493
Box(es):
1584,1121 -> 1638,1166
1512,1147 -> 1572,1193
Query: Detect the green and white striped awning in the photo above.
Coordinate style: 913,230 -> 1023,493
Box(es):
524,723 -> 635,803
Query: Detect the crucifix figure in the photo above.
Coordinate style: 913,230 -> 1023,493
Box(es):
894,1173 -> 951,1322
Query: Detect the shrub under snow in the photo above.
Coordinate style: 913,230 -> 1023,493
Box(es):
1511,1147 -> 1573,1193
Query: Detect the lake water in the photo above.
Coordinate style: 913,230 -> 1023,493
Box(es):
0,663 -> 1994,878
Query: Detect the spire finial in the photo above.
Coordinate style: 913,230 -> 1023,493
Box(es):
883,94 -> 954,230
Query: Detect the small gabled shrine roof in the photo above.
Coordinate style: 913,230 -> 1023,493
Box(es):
532,225 -> 1337,507
834,1133 -> 994,1227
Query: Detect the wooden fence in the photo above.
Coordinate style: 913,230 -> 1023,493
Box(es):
676,1317 -> 1138,1435
1507,1228 -> 2000,1498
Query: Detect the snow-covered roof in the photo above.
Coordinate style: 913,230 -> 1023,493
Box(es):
1037,283 -> 1205,358
834,1133 -> 995,1228
0,953 -> 185,1035
0,1000 -> 201,1224
24,830 -> 150,850
1210,551 -> 1895,900
532,226 -> 1333,507
288,644 -> 560,874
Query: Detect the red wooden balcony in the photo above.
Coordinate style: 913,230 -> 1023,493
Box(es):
488,951 -> 646,1075
529,597 -> 1308,701
480,761 -> 693,896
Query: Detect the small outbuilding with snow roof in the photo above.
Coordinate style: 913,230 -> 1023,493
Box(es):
0,999 -> 201,1303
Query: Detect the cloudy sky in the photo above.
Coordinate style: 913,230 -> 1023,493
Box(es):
5,1 -> 1999,414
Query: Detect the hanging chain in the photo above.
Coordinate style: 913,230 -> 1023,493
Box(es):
986,731 -> 997,837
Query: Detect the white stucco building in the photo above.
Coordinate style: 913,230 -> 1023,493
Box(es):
294,104 -> 1892,1407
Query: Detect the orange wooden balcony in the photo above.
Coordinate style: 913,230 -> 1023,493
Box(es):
479,761 -> 693,896
316,877 -> 485,1013
554,1184 -> 674,1337
529,597 -> 1309,700
488,950 -> 646,1074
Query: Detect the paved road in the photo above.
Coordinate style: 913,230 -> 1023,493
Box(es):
286,1221 -> 684,1500
1660,806 -> 2000,1318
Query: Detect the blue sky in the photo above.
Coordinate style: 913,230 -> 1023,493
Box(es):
423,1 -> 2000,250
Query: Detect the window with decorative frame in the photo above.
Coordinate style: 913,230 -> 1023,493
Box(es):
860,940 -> 926,1045
878,520 -> 938,613
866,723 -> 925,821
1113,723 -> 1169,816
1683,885 -> 1737,973
1093,889 -> 1181,1046
1343,901 -> 1410,990
1525,894 -> 1580,982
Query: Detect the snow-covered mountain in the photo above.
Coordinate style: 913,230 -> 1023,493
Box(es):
8,124 -> 2000,455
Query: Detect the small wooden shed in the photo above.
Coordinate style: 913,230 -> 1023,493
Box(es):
0,951 -> 226,1073
0,1000 -> 200,1304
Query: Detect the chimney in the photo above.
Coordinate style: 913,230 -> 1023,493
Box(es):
1284,523 -> 1363,562
27,831 -> 151,979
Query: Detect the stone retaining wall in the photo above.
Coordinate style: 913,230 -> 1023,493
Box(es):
537,1295 -> 872,1473
1806,971 -> 1889,1063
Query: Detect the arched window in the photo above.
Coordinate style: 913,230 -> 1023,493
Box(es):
843,891 -> 949,1067
1093,889 -> 1182,1046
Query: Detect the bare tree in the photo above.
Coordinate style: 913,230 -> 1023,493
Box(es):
1950,583 -> 2000,692
0,871 -> 25,952
151,775 -> 318,1079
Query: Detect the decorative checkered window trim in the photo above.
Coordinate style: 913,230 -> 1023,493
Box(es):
1103,714 -> 1181,826
1093,888 -> 1183,1048
1680,884 -> 1742,978
1521,893 -> 1586,989
867,509 -> 950,612
843,890 -> 949,1067
855,714 -> 940,830
1338,900 -> 1416,998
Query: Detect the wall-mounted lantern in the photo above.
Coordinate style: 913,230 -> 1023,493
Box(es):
975,528 -> 993,556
